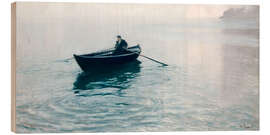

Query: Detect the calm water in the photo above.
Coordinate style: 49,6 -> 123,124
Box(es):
16,18 -> 259,132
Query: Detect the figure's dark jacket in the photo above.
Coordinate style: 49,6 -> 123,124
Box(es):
115,39 -> 128,51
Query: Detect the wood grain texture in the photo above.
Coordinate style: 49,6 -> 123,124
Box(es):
11,2 -> 16,133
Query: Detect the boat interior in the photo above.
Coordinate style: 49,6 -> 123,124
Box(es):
81,45 -> 141,57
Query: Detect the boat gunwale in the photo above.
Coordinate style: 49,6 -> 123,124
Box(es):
74,45 -> 141,59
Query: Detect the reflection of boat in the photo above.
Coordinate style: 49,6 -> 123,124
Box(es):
73,60 -> 141,90
73,45 -> 141,72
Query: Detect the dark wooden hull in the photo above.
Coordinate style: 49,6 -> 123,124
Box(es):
73,60 -> 141,90
73,45 -> 141,72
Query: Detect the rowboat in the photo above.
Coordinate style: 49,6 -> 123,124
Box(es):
73,45 -> 141,72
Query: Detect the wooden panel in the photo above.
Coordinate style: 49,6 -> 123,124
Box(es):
11,2 -> 16,133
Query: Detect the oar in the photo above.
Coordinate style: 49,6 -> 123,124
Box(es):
124,48 -> 168,66
64,57 -> 73,61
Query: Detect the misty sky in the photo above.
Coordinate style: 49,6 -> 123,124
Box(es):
16,2 -> 258,24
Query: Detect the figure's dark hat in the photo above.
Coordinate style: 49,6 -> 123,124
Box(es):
117,35 -> 121,38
